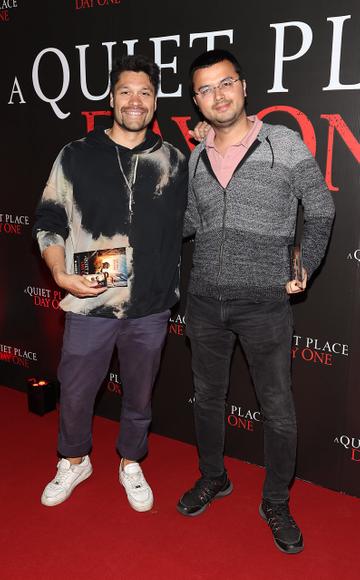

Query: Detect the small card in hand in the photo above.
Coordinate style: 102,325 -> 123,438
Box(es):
289,244 -> 304,282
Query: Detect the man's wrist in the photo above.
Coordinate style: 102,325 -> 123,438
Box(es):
51,267 -> 67,285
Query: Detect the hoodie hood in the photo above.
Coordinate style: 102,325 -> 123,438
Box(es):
86,126 -> 163,155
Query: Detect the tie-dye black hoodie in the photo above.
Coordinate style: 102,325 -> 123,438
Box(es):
33,127 -> 188,319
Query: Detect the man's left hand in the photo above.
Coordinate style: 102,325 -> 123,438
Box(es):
286,269 -> 308,294
189,121 -> 211,142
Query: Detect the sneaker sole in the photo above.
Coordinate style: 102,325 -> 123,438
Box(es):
126,497 -> 154,512
177,480 -> 233,517
259,504 -> 304,555
41,467 -> 93,507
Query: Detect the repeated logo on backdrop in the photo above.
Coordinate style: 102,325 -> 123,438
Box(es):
0,0 -> 18,23
187,397 -> 261,434
24,286 -> 64,311
292,335 -> 349,367
168,313 -> 186,337
0,213 -> 29,235
0,342 -> 38,368
334,434 -> 360,464
75,0 -> 121,11
347,249 -> 360,264
107,371 -> 122,396
227,403 -> 262,434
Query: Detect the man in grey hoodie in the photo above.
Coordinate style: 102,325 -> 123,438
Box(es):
177,49 -> 335,555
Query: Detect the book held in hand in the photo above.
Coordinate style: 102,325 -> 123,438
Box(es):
74,248 -> 128,287
289,244 -> 304,283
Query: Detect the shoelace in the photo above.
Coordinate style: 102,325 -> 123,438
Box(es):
265,504 -> 297,532
194,478 -> 224,502
124,471 -> 146,490
53,466 -> 74,486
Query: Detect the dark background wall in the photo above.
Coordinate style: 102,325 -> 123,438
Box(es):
1,0 -> 359,497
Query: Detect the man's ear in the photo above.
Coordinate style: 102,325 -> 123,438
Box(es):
193,95 -> 198,107
154,97 -> 157,111
110,93 -> 114,108
242,80 -> 247,98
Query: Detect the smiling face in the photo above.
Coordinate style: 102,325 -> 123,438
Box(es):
110,70 -> 157,135
192,59 -> 247,130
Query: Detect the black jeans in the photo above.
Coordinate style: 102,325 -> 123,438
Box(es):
186,293 -> 296,503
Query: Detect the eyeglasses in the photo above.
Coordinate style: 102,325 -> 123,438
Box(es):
194,77 -> 242,98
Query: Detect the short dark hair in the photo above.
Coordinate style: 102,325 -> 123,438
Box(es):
189,49 -> 243,89
110,54 -> 160,94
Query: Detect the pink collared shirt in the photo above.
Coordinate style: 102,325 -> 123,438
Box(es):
206,115 -> 263,188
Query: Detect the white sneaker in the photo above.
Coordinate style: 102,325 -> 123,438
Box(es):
41,456 -> 93,507
119,460 -> 154,512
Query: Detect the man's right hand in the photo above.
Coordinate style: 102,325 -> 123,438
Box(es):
54,271 -> 107,298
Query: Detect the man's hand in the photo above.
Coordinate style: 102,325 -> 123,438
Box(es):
286,269 -> 308,294
189,121 -> 211,142
54,271 -> 107,298
42,245 -> 107,299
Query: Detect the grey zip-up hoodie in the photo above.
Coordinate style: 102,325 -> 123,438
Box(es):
183,122 -> 335,300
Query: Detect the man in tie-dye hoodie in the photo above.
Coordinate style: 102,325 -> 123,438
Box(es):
33,54 -> 188,512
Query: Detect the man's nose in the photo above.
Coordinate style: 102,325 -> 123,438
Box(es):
213,85 -> 225,100
128,92 -> 142,104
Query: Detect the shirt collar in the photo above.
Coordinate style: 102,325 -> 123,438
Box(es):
206,115 -> 262,151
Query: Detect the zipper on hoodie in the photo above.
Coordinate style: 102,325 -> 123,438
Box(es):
198,140 -> 263,300
217,188 -> 227,300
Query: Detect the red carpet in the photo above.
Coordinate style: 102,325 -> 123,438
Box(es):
1,385 -> 359,580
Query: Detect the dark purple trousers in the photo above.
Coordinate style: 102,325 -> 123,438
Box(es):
57,310 -> 169,460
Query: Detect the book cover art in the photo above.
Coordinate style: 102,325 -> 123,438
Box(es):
74,248 -> 128,287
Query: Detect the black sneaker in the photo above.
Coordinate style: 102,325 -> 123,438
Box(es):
177,474 -> 233,517
259,499 -> 304,554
